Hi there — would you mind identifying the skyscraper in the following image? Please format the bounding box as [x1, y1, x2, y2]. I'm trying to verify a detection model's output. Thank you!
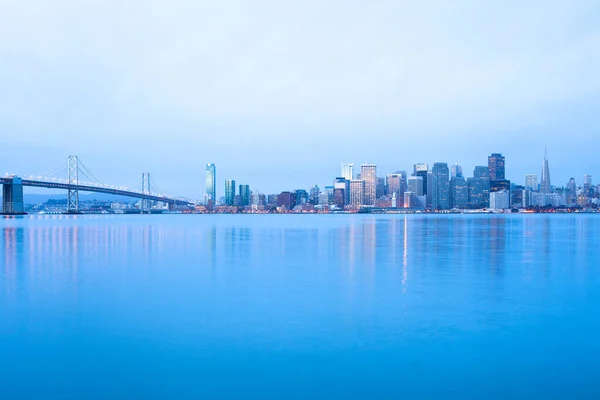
[431, 162, 450, 210]
[205, 164, 216, 205]
[225, 179, 236, 206]
[525, 174, 538, 192]
[361, 164, 376, 206]
[386, 173, 406, 206]
[450, 174, 468, 209]
[350, 179, 365, 206]
[567, 178, 577, 204]
[488, 153, 505, 181]
[413, 163, 429, 198]
[342, 163, 354, 181]
[584, 175, 593, 195]
[408, 176, 424, 196]
[451, 163, 463, 179]
[468, 166, 491, 208]
[334, 177, 349, 206]
[540, 148, 552, 194]
[239, 184, 250, 206]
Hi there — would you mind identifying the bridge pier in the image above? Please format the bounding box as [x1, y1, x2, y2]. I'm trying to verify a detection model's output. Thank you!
[2, 177, 26, 215]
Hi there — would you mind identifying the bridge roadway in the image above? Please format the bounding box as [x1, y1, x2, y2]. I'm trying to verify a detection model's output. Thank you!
[0, 177, 194, 206]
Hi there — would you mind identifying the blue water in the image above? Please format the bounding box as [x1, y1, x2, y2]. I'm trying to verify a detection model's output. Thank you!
[1, 215, 600, 399]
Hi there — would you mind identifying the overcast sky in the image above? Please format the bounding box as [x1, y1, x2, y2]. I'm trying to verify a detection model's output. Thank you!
[1, 0, 599, 198]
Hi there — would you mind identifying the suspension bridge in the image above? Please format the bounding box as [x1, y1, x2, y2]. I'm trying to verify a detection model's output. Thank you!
[1, 155, 195, 214]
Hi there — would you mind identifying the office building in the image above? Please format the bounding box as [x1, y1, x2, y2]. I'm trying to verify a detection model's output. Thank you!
[309, 185, 320, 204]
[205, 164, 216, 205]
[488, 153, 505, 181]
[278, 191, 295, 210]
[468, 166, 491, 208]
[361, 164, 376, 206]
[525, 174, 538, 192]
[334, 177, 349, 206]
[342, 163, 354, 181]
[431, 162, 450, 210]
[414, 164, 429, 203]
[239, 184, 250, 206]
[450, 174, 468, 209]
[490, 190, 510, 210]
[295, 189, 309, 205]
[451, 163, 463, 179]
[350, 179, 365, 207]
[225, 179, 236, 206]
[408, 176, 424, 196]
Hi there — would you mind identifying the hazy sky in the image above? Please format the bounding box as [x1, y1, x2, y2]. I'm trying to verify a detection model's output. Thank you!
[1, 0, 599, 198]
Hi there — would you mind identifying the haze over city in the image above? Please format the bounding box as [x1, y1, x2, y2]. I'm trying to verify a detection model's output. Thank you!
[1, 1, 599, 198]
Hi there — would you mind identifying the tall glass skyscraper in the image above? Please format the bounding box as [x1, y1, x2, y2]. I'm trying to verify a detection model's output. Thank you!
[239, 184, 250, 206]
[225, 179, 236, 206]
[468, 166, 491, 208]
[205, 164, 216, 205]
[361, 164, 377, 206]
[431, 162, 450, 210]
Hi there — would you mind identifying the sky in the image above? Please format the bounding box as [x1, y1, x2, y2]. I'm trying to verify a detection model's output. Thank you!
[1, 0, 599, 199]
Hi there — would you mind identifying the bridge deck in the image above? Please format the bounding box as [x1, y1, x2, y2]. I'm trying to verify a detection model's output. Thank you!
[0, 177, 193, 206]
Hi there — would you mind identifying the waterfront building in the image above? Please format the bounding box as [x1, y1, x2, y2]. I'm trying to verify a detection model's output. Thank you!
[490, 190, 510, 210]
[350, 179, 365, 207]
[361, 164, 377, 206]
[386, 173, 406, 204]
[295, 189, 309, 205]
[511, 185, 525, 208]
[239, 184, 250, 206]
[225, 179, 236, 206]
[267, 194, 279, 206]
[278, 191, 295, 210]
[205, 164, 216, 205]
[413, 164, 429, 201]
[488, 153, 505, 181]
[540, 148, 552, 194]
[431, 162, 450, 210]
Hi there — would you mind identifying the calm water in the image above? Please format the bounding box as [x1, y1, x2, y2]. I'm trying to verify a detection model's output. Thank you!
[1, 214, 600, 399]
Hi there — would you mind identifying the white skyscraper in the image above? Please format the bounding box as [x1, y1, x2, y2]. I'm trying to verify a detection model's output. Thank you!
[341, 163, 354, 181]
[525, 174, 538, 192]
[361, 164, 376, 206]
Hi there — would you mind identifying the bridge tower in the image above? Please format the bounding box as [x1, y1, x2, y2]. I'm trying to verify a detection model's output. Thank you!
[67, 155, 79, 213]
[141, 172, 151, 213]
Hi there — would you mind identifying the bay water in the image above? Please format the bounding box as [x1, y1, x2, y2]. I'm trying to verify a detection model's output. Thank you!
[1, 215, 599, 398]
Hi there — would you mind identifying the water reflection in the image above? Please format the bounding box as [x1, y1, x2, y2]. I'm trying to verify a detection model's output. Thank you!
[2, 215, 599, 303]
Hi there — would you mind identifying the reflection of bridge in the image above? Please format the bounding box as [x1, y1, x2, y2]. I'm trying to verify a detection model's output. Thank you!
[1, 155, 195, 214]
